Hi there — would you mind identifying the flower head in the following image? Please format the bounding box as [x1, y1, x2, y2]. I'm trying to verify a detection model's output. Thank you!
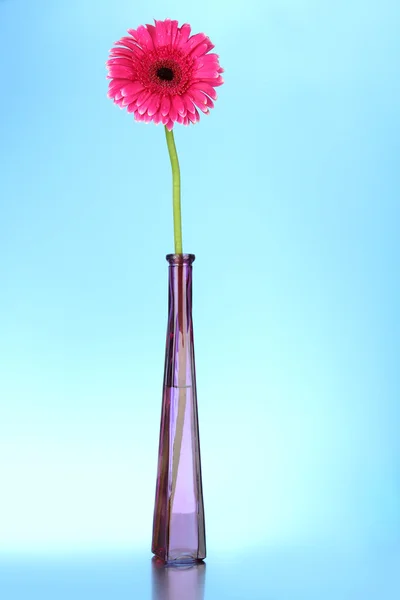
[106, 19, 224, 130]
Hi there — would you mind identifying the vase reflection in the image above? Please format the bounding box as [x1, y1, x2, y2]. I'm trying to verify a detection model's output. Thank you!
[151, 556, 206, 600]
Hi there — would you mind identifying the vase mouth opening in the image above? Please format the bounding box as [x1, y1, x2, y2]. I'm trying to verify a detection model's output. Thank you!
[166, 254, 195, 266]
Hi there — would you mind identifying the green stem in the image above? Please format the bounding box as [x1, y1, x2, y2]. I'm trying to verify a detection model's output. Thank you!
[164, 126, 183, 254]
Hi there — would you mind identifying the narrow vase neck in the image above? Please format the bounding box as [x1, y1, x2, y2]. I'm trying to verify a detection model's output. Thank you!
[164, 254, 195, 388]
[167, 253, 195, 332]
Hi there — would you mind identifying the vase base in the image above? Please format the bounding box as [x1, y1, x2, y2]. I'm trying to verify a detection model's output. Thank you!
[166, 558, 205, 567]
[154, 557, 205, 567]
[152, 549, 205, 566]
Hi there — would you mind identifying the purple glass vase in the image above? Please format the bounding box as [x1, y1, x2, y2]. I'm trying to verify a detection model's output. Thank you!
[152, 253, 206, 564]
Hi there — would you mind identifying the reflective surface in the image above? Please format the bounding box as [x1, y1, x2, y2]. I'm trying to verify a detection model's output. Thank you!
[0, 547, 399, 600]
[152, 557, 205, 600]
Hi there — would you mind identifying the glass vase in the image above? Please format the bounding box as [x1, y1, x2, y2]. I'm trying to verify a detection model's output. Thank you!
[152, 253, 206, 563]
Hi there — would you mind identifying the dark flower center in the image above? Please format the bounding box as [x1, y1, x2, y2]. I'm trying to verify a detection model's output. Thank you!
[156, 66, 174, 81]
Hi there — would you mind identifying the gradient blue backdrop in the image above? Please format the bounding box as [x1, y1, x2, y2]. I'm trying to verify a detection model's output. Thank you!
[0, 0, 399, 592]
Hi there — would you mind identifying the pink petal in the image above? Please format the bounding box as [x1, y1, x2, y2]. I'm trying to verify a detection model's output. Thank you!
[181, 94, 197, 115]
[168, 102, 178, 122]
[136, 25, 155, 51]
[153, 110, 163, 124]
[194, 55, 221, 69]
[147, 94, 161, 116]
[194, 68, 221, 79]
[169, 20, 179, 46]
[117, 37, 143, 53]
[176, 114, 190, 126]
[186, 32, 214, 55]
[160, 95, 171, 116]
[138, 105, 147, 116]
[190, 42, 209, 59]
[108, 77, 129, 88]
[109, 48, 133, 59]
[196, 102, 209, 114]
[172, 95, 186, 117]
[118, 44, 143, 61]
[194, 59, 220, 72]
[106, 58, 133, 69]
[197, 52, 220, 63]
[135, 89, 151, 105]
[195, 75, 224, 87]
[126, 28, 139, 40]
[175, 23, 191, 49]
[187, 108, 200, 123]
[127, 27, 153, 51]
[154, 19, 168, 47]
[107, 78, 131, 97]
[145, 23, 157, 46]
[166, 119, 174, 131]
[189, 89, 208, 106]
[189, 82, 218, 100]
[107, 66, 134, 79]
[120, 81, 144, 96]
[138, 95, 152, 114]
[121, 93, 141, 106]
[164, 19, 172, 40]
[161, 114, 169, 126]
[186, 32, 207, 50]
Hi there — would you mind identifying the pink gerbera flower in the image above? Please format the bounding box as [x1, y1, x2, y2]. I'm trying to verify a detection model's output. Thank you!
[106, 19, 224, 130]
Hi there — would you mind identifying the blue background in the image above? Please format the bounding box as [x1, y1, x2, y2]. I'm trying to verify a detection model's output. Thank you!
[0, 0, 399, 597]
